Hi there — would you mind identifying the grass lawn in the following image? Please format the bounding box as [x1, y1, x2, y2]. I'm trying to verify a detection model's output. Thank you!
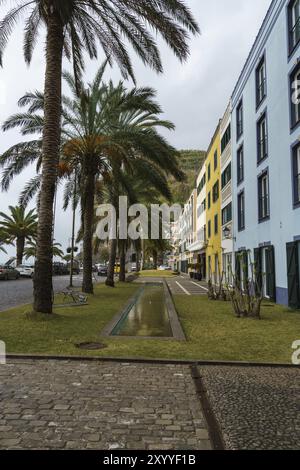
[137, 270, 177, 278]
[0, 284, 299, 363]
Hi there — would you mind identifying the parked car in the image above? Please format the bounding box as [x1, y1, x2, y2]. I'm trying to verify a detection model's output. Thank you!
[0, 265, 20, 280]
[158, 265, 171, 271]
[97, 265, 108, 277]
[131, 263, 137, 272]
[16, 265, 34, 278]
[53, 262, 69, 276]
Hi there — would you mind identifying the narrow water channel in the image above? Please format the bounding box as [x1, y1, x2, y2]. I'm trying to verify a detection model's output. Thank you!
[112, 284, 172, 337]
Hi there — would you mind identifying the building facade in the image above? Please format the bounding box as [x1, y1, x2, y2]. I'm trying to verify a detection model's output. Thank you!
[231, 0, 300, 307]
[205, 123, 222, 282]
[220, 103, 233, 284]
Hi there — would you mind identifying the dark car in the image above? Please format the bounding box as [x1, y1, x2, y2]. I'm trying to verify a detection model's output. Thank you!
[97, 265, 108, 277]
[53, 262, 69, 276]
[0, 265, 20, 280]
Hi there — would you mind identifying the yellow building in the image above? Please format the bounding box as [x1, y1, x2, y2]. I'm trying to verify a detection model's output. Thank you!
[205, 122, 222, 282]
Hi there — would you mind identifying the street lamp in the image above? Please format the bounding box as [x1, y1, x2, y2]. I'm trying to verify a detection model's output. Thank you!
[223, 226, 231, 239]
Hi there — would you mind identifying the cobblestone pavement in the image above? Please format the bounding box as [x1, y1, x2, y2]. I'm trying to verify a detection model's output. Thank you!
[199, 365, 300, 450]
[0, 360, 211, 450]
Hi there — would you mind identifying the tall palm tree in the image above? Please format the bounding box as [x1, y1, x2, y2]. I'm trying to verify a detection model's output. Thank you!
[0, 206, 38, 265]
[62, 70, 184, 292]
[0, 0, 199, 313]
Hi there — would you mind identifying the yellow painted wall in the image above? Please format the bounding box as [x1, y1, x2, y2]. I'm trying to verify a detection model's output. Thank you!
[205, 123, 222, 281]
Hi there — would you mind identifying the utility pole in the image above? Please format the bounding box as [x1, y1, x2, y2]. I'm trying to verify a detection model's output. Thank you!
[69, 171, 77, 288]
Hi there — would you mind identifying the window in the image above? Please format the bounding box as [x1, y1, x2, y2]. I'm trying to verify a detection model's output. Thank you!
[237, 145, 244, 184]
[290, 65, 300, 127]
[258, 171, 270, 221]
[257, 113, 268, 163]
[238, 191, 245, 231]
[221, 164, 232, 189]
[197, 173, 206, 196]
[221, 124, 231, 153]
[256, 56, 266, 107]
[208, 220, 211, 239]
[208, 164, 211, 181]
[292, 144, 300, 205]
[214, 150, 218, 170]
[214, 214, 218, 235]
[208, 191, 211, 209]
[222, 202, 232, 226]
[289, 0, 300, 53]
[212, 181, 219, 203]
[236, 100, 243, 140]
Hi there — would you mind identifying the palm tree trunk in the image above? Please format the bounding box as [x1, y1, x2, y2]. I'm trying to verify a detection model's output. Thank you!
[16, 236, 25, 267]
[153, 250, 158, 270]
[136, 250, 141, 273]
[82, 169, 96, 294]
[119, 242, 126, 282]
[33, 12, 64, 314]
[106, 239, 117, 287]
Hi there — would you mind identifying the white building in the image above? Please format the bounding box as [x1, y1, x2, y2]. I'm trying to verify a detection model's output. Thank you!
[220, 103, 233, 283]
[231, 0, 300, 307]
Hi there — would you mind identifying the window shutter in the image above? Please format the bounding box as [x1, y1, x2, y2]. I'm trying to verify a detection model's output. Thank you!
[258, 177, 262, 220]
[293, 148, 299, 203]
[242, 251, 248, 281]
[235, 252, 241, 286]
[254, 247, 262, 295]
[286, 242, 300, 309]
[267, 245, 276, 302]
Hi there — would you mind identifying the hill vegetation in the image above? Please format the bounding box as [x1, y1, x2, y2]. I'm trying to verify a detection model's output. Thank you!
[171, 150, 206, 205]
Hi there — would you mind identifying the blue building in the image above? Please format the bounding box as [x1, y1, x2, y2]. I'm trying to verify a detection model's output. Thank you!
[231, 0, 300, 308]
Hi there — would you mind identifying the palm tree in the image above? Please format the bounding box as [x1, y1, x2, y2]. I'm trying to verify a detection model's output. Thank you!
[0, 228, 9, 254]
[0, 206, 38, 265]
[23, 240, 64, 260]
[62, 69, 184, 292]
[116, 168, 173, 283]
[144, 239, 172, 270]
[0, 0, 199, 313]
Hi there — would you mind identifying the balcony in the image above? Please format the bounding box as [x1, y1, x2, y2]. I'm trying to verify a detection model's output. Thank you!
[221, 182, 232, 204]
[221, 143, 231, 170]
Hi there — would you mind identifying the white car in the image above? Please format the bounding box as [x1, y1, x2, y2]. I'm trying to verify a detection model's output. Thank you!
[16, 265, 35, 278]
[158, 265, 171, 271]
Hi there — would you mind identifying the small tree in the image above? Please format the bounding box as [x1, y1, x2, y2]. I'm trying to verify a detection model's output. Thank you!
[225, 251, 264, 319]
[207, 260, 227, 301]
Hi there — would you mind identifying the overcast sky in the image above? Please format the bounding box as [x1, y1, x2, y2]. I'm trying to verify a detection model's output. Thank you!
[0, 0, 271, 262]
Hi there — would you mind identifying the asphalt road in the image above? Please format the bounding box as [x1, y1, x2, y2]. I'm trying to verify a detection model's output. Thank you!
[0, 275, 106, 312]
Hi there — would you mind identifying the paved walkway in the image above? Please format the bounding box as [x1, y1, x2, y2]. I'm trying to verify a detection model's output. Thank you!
[167, 276, 208, 296]
[200, 365, 300, 450]
[0, 360, 211, 450]
[136, 274, 209, 296]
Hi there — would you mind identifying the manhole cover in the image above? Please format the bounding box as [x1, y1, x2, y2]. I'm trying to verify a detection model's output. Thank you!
[75, 342, 107, 350]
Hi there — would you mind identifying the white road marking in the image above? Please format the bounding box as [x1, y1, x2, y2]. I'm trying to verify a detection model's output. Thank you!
[190, 282, 209, 292]
[175, 281, 191, 296]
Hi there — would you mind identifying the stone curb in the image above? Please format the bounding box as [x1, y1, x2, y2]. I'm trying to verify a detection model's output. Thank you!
[4, 354, 300, 368]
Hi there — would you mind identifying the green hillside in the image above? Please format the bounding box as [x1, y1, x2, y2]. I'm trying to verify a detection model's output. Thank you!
[171, 149, 206, 205]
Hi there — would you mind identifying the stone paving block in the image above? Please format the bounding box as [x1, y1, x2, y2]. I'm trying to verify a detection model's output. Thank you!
[0, 359, 211, 450]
